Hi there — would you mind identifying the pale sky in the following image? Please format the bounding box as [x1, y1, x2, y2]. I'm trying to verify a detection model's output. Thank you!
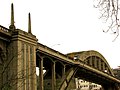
[0, 0, 120, 68]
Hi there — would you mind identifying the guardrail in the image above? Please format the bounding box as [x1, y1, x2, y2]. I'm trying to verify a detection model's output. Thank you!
[0, 25, 9, 32]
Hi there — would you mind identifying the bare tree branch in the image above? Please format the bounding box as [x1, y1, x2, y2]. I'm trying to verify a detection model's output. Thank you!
[94, 0, 120, 40]
[0, 47, 36, 90]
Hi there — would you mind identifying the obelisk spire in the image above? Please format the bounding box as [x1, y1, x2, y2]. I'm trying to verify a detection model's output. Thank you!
[9, 3, 16, 30]
[28, 13, 32, 33]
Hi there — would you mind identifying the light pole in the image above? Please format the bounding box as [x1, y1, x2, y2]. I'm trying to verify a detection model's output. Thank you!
[51, 44, 60, 47]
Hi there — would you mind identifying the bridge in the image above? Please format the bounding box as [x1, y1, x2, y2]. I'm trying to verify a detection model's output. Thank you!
[0, 3, 120, 90]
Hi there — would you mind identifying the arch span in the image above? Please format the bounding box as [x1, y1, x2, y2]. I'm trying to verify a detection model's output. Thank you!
[67, 50, 114, 76]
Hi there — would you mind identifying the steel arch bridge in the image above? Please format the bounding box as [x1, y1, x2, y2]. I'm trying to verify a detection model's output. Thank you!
[36, 44, 120, 90]
[67, 50, 114, 76]
[0, 3, 120, 90]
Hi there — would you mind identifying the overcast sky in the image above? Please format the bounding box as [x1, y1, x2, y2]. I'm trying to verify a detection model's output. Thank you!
[0, 0, 120, 68]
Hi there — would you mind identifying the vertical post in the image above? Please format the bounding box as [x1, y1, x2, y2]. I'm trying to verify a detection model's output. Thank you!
[89, 58, 92, 66]
[98, 59, 101, 70]
[102, 62, 105, 72]
[62, 65, 66, 78]
[94, 57, 97, 68]
[94, 60, 97, 68]
[39, 57, 43, 90]
[52, 61, 56, 90]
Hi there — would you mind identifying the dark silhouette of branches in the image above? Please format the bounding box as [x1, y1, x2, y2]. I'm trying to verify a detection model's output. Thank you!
[0, 48, 36, 90]
[94, 0, 120, 41]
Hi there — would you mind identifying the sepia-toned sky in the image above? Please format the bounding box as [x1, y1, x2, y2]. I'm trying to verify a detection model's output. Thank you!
[0, 0, 120, 68]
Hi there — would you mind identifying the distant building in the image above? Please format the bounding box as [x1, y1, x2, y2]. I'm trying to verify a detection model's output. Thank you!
[113, 66, 120, 80]
[75, 78, 102, 90]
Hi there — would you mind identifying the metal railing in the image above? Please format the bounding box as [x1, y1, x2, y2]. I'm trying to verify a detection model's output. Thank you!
[0, 25, 9, 32]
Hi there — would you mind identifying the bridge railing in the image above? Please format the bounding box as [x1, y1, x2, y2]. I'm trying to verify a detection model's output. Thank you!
[0, 25, 10, 32]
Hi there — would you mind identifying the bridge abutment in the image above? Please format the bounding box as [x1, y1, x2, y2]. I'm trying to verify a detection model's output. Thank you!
[7, 29, 37, 90]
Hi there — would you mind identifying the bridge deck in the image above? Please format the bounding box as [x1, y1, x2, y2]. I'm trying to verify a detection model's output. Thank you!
[37, 43, 120, 84]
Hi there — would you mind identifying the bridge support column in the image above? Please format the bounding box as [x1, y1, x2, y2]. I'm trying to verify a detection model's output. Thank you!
[98, 59, 101, 70]
[39, 58, 44, 90]
[94, 59, 97, 68]
[90, 57, 92, 66]
[62, 65, 66, 78]
[51, 61, 56, 90]
[102, 62, 105, 71]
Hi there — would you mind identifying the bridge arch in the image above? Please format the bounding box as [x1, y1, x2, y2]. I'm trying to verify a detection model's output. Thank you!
[67, 50, 114, 76]
[59, 50, 116, 90]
